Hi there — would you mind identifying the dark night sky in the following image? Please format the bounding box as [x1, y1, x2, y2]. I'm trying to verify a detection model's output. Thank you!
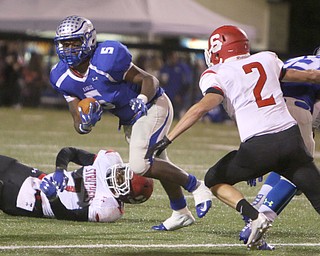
[289, 0, 320, 56]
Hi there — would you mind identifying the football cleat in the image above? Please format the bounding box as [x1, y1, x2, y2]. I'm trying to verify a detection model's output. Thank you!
[151, 210, 195, 231]
[151, 223, 167, 231]
[196, 200, 212, 218]
[246, 213, 272, 248]
[240, 222, 275, 250]
[192, 181, 213, 218]
[248, 240, 275, 250]
[239, 223, 251, 244]
[257, 241, 275, 250]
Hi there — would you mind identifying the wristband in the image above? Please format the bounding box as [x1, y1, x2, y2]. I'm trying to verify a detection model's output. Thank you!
[137, 94, 148, 104]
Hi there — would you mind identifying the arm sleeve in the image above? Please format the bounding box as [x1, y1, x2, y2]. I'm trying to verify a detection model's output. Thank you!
[55, 147, 96, 170]
[49, 197, 89, 221]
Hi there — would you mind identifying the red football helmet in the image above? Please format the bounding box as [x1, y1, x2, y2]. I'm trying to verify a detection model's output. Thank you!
[120, 173, 154, 204]
[204, 25, 250, 67]
[106, 163, 153, 204]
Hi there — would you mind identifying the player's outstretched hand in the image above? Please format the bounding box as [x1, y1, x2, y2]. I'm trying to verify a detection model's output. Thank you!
[145, 136, 172, 159]
[247, 176, 263, 187]
[52, 168, 68, 192]
[40, 177, 58, 200]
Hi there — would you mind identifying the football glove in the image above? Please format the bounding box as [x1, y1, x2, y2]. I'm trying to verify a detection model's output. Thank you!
[145, 135, 172, 159]
[129, 98, 148, 123]
[78, 101, 103, 133]
[40, 177, 58, 200]
[52, 168, 69, 192]
[247, 176, 263, 187]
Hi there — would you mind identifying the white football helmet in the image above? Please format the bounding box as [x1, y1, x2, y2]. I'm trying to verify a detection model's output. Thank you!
[54, 15, 97, 67]
[106, 163, 154, 204]
[106, 163, 133, 198]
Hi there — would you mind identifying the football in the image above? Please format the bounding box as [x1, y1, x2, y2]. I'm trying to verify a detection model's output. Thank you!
[119, 174, 154, 204]
[78, 98, 97, 114]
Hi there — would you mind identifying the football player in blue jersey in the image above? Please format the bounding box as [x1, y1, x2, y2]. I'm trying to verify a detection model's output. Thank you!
[239, 50, 320, 250]
[49, 15, 212, 231]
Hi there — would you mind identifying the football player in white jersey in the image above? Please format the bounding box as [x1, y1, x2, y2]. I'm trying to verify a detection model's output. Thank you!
[0, 147, 152, 222]
[49, 16, 212, 230]
[148, 25, 320, 249]
[239, 52, 320, 249]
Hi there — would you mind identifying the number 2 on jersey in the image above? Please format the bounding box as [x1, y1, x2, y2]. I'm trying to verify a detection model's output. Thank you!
[243, 62, 275, 108]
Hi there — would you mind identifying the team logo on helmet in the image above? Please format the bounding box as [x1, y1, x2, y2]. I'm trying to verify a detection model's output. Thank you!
[204, 25, 250, 67]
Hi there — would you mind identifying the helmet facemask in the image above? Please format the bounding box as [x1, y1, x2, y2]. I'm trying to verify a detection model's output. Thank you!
[204, 33, 223, 67]
[54, 15, 97, 67]
[106, 164, 133, 198]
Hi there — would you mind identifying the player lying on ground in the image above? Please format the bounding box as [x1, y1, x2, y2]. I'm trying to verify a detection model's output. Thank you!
[0, 147, 153, 222]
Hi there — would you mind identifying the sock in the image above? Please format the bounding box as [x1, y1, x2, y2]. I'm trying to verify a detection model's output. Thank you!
[170, 196, 187, 210]
[251, 172, 281, 209]
[264, 172, 282, 186]
[236, 199, 259, 220]
[259, 178, 297, 221]
[184, 174, 197, 192]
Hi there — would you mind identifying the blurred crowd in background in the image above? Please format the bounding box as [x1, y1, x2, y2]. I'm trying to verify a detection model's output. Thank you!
[0, 40, 230, 122]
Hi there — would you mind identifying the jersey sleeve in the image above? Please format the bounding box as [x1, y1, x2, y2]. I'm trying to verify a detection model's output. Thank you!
[55, 147, 96, 170]
[262, 51, 284, 79]
[199, 69, 224, 96]
[49, 197, 89, 221]
[49, 62, 74, 100]
[94, 41, 132, 82]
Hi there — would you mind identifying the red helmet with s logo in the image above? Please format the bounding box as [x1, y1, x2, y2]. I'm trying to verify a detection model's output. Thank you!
[204, 25, 250, 67]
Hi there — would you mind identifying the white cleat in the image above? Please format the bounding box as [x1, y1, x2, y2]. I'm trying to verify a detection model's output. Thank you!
[152, 210, 195, 231]
[246, 213, 272, 248]
[192, 181, 213, 218]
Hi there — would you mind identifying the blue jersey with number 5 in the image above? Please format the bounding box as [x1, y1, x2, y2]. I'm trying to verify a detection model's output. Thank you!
[50, 40, 145, 125]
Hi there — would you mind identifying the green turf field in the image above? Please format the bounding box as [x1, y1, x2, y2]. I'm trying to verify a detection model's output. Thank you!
[0, 107, 319, 256]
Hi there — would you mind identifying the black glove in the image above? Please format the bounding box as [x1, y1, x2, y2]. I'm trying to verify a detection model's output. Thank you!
[145, 136, 172, 159]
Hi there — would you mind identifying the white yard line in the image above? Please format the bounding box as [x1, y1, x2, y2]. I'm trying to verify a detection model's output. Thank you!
[0, 243, 319, 250]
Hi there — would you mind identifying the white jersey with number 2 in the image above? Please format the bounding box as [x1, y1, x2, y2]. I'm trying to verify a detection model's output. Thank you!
[200, 51, 297, 142]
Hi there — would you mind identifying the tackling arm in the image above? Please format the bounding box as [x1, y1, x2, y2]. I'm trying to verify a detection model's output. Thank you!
[282, 68, 320, 84]
[145, 93, 224, 158]
[167, 93, 224, 141]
